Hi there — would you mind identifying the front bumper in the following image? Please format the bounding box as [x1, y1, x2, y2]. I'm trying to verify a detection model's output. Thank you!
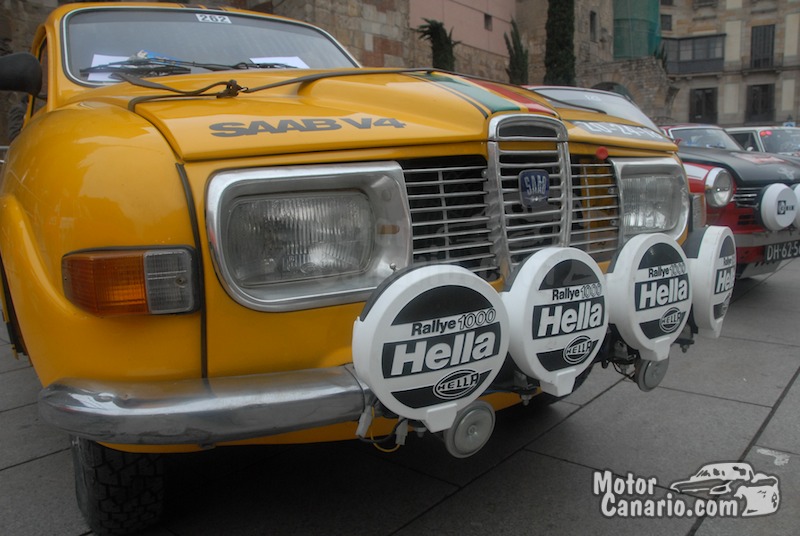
[732, 227, 800, 248]
[38, 365, 373, 445]
[39, 229, 734, 444]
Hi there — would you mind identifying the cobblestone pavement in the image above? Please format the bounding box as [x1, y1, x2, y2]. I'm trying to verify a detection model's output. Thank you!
[1, 260, 799, 536]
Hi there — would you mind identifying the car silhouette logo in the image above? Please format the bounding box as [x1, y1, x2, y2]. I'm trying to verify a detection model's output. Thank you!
[670, 462, 780, 517]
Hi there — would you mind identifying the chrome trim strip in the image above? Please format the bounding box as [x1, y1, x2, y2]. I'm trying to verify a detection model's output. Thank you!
[206, 161, 412, 312]
[38, 365, 373, 445]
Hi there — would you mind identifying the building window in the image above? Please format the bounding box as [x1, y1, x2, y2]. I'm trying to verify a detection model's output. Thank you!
[751, 24, 775, 69]
[690, 88, 718, 124]
[746, 84, 775, 123]
[664, 35, 724, 74]
[661, 0, 674, 5]
[484, 14, 492, 31]
[590, 11, 597, 42]
[661, 14, 672, 32]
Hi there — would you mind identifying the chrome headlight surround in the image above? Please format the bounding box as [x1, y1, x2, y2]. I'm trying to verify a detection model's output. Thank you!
[612, 157, 690, 243]
[206, 162, 412, 312]
[704, 167, 734, 208]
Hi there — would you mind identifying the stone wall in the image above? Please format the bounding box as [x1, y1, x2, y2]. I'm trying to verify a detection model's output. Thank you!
[0, 0, 56, 143]
[579, 56, 678, 124]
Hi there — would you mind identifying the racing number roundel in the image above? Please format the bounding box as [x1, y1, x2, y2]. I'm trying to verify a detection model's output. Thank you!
[352, 265, 509, 433]
[502, 248, 608, 397]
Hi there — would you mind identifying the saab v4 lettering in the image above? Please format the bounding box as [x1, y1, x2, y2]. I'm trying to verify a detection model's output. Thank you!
[210, 117, 406, 137]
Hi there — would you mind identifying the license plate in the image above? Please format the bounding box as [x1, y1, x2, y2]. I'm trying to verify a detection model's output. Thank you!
[764, 240, 800, 262]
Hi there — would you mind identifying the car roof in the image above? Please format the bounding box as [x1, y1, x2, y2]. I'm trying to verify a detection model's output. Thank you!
[727, 126, 800, 132]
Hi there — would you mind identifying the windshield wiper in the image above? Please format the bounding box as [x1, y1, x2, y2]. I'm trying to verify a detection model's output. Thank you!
[80, 60, 191, 77]
[226, 61, 297, 70]
[138, 57, 299, 72]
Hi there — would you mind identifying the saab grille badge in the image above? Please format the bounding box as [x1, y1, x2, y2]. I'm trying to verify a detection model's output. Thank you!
[519, 169, 550, 209]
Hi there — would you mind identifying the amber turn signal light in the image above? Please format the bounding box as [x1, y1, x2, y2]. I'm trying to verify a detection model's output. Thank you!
[62, 248, 196, 316]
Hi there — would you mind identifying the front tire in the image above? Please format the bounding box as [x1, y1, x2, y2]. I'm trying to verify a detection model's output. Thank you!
[71, 436, 165, 535]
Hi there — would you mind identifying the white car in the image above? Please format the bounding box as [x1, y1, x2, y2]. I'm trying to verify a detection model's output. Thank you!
[727, 126, 800, 158]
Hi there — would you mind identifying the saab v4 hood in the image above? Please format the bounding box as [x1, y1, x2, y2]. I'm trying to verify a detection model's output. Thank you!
[73, 70, 557, 161]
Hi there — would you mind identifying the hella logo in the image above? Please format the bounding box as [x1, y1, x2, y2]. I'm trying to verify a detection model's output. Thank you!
[434, 369, 480, 400]
[659, 307, 684, 333]
[563, 335, 594, 364]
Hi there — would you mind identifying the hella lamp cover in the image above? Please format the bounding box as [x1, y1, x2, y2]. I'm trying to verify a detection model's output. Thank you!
[352, 265, 509, 432]
[605, 233, 692, 361]
[682, 226, 735, 338]
[502, 248, 608, 397]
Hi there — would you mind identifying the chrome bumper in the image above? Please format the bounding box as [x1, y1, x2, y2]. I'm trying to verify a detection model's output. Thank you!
[733, 227, 799, 248]
[38, 365, 373, 445]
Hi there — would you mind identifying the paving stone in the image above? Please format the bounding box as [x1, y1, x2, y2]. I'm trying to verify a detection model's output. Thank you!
[719, 299, 800, 347]
[363, 400, 579, 487]
[0, 342, 30, 374]
[529, 381, 771, 486]
[162, 440, 458, 536]
[660, 335, 800, 407]
[0, 404, 71, 471]
[758, 375, 800, 456]
[0, 365, 40, 412]
[0, 450, 88, 536]
[730, 272, 800, 313]
[396, 450, 696, 536]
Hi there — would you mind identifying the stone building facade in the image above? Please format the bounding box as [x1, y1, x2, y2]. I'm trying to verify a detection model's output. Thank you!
[661, 0, 800, 127]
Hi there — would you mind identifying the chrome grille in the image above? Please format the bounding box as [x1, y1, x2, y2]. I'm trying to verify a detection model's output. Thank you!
[402, 156, 500, 281]
[489, 116, 570, 270]
[569, 159, 621, 262]
[733, 187, 761, 208]
[401, 117, 625, 281]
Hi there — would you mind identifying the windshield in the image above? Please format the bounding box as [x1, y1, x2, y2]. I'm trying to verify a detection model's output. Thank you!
[759, 128, 800, 153]
[533, 87, 660, 131]
[63, 8, 358, 84]
[669, 128, 743, 151]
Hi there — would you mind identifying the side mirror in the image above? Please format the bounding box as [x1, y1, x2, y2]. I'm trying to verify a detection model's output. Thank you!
[0, 53, 42, 96]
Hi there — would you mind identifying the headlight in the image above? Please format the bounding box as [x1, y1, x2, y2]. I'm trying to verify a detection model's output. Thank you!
[612, 157, 689, 242]
[704, 168, 734, 208]
[227, 191, 373, 285]
[206, 162, 412, 311]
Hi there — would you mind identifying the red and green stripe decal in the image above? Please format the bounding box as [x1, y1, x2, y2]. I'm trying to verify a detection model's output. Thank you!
[414, 73, 556, 118]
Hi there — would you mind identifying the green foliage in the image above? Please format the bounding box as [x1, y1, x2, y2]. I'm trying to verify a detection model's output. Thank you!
[544, 0, 575, 86]
[505, 19, 529, 85]
[416, 18, 460, 71]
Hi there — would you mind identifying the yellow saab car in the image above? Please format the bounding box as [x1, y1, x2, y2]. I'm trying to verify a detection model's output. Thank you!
[0, 3, 734, 534]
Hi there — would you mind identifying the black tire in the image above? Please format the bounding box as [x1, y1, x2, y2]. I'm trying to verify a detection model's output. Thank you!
[71, 436, 165, 535]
